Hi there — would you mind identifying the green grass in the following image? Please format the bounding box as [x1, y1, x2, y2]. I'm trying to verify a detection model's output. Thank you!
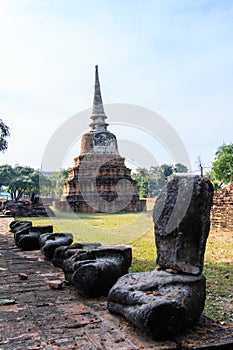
[19, 210, 153, 245]
[203, 230, 233, 323]
[204, 262, 233, 323]
[131, 229, 156, 272]
[17, 211, 233, 324]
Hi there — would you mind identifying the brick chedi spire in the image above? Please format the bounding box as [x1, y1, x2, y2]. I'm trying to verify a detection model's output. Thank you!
[90, 65, 109, 132]
[57, 66, 146, 213]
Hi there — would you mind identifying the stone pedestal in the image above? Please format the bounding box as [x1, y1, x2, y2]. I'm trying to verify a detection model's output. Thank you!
[49, 241, 133, 297]
[108, 270, 206, 339]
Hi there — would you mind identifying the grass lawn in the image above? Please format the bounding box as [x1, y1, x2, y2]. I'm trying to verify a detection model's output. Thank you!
[20, 210, 153, 245]
[17, 210, 233, 324]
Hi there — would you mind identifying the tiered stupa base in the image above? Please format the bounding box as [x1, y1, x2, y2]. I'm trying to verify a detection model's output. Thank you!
[56, 153, 146, 213]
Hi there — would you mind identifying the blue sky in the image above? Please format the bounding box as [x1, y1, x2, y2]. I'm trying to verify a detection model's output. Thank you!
[1, 0, 233, 172]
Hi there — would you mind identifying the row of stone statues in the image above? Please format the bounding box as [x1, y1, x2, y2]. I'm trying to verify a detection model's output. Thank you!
[10, 221, 132, 298]
[10, 175, 214, 339]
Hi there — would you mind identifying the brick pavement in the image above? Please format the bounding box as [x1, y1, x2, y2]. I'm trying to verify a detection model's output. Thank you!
[1, 217, 233, 350]
[0, 218, 176, 350]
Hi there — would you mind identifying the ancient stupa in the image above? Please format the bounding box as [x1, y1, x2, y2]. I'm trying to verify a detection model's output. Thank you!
[59, 66, 146, 213]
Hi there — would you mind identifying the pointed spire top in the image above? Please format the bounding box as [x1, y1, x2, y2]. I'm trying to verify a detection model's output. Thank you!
[90, 65, 108, 131]
[93, 65, 105, 115]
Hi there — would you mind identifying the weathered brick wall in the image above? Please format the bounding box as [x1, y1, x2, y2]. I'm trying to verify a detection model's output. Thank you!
[79, 132, 94, 157]
[211, 183, 233, 232]
[59, 150, 146, 213]
[4, 201, 55, 217]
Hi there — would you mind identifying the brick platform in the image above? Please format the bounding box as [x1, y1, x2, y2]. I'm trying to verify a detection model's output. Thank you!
[0, 218, 233, 350]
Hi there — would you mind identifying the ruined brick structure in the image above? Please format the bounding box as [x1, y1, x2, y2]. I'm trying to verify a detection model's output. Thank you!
[56, 66, 145, 213]
[211, 183, 233, 231]
[3, 201, 55, 217]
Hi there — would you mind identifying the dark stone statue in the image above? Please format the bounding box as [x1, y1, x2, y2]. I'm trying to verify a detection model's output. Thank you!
[108, 270, 206, 339]
[10, 220, 32, 232]
[71, 246, 132, 297]
[154, 175, 214, 274]
[10, 220, 54, 250]
[39, 232, 73, 259]
[13, 223, 33, 246]
[52, 242, 102, 268]
[18, 225, 54, 250]
[108, 175, 214, 339]
[31, 192, 40, 205]
[54, 244, 132, 297]
[10, 221, 132, 298]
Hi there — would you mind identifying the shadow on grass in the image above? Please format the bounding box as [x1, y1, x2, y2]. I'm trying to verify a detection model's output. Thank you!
[54, 209, 147, 215]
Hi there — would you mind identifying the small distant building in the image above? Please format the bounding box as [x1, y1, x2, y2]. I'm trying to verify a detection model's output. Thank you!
[56, 66, 146, 213]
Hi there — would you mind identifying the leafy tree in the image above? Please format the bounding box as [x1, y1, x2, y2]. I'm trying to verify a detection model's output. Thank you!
[139, 178, 149, 198]
[0, 119, 10, 152]
[147, 166, 166, 197]
[0, 165, 68, 200]
[160, 164, 174, 180]
[0, 165, 42, 201]
[174, 163, 188, 173]
[8, 166, 40, 201]
[132, 168, 149, 198]
[133, 162, 189, 198]
[0, 165, 14, 188]
[134, 167, 149, 178]
[211, 143, 233, 184]
[38, 173, 52, 197]
[39, 170, 68, 197]
[53, 169, 68, 196]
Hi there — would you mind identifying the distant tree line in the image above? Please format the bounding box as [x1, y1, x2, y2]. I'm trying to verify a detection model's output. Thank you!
[0, 165, 68, 201]
[132, 163, 188, 198]
[0, 143, 232, 202]
[133, 143, 233, 197]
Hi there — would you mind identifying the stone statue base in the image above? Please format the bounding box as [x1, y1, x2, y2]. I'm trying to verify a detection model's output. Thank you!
[108, 269, 206, 340]
[61, 245, 132, 297]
